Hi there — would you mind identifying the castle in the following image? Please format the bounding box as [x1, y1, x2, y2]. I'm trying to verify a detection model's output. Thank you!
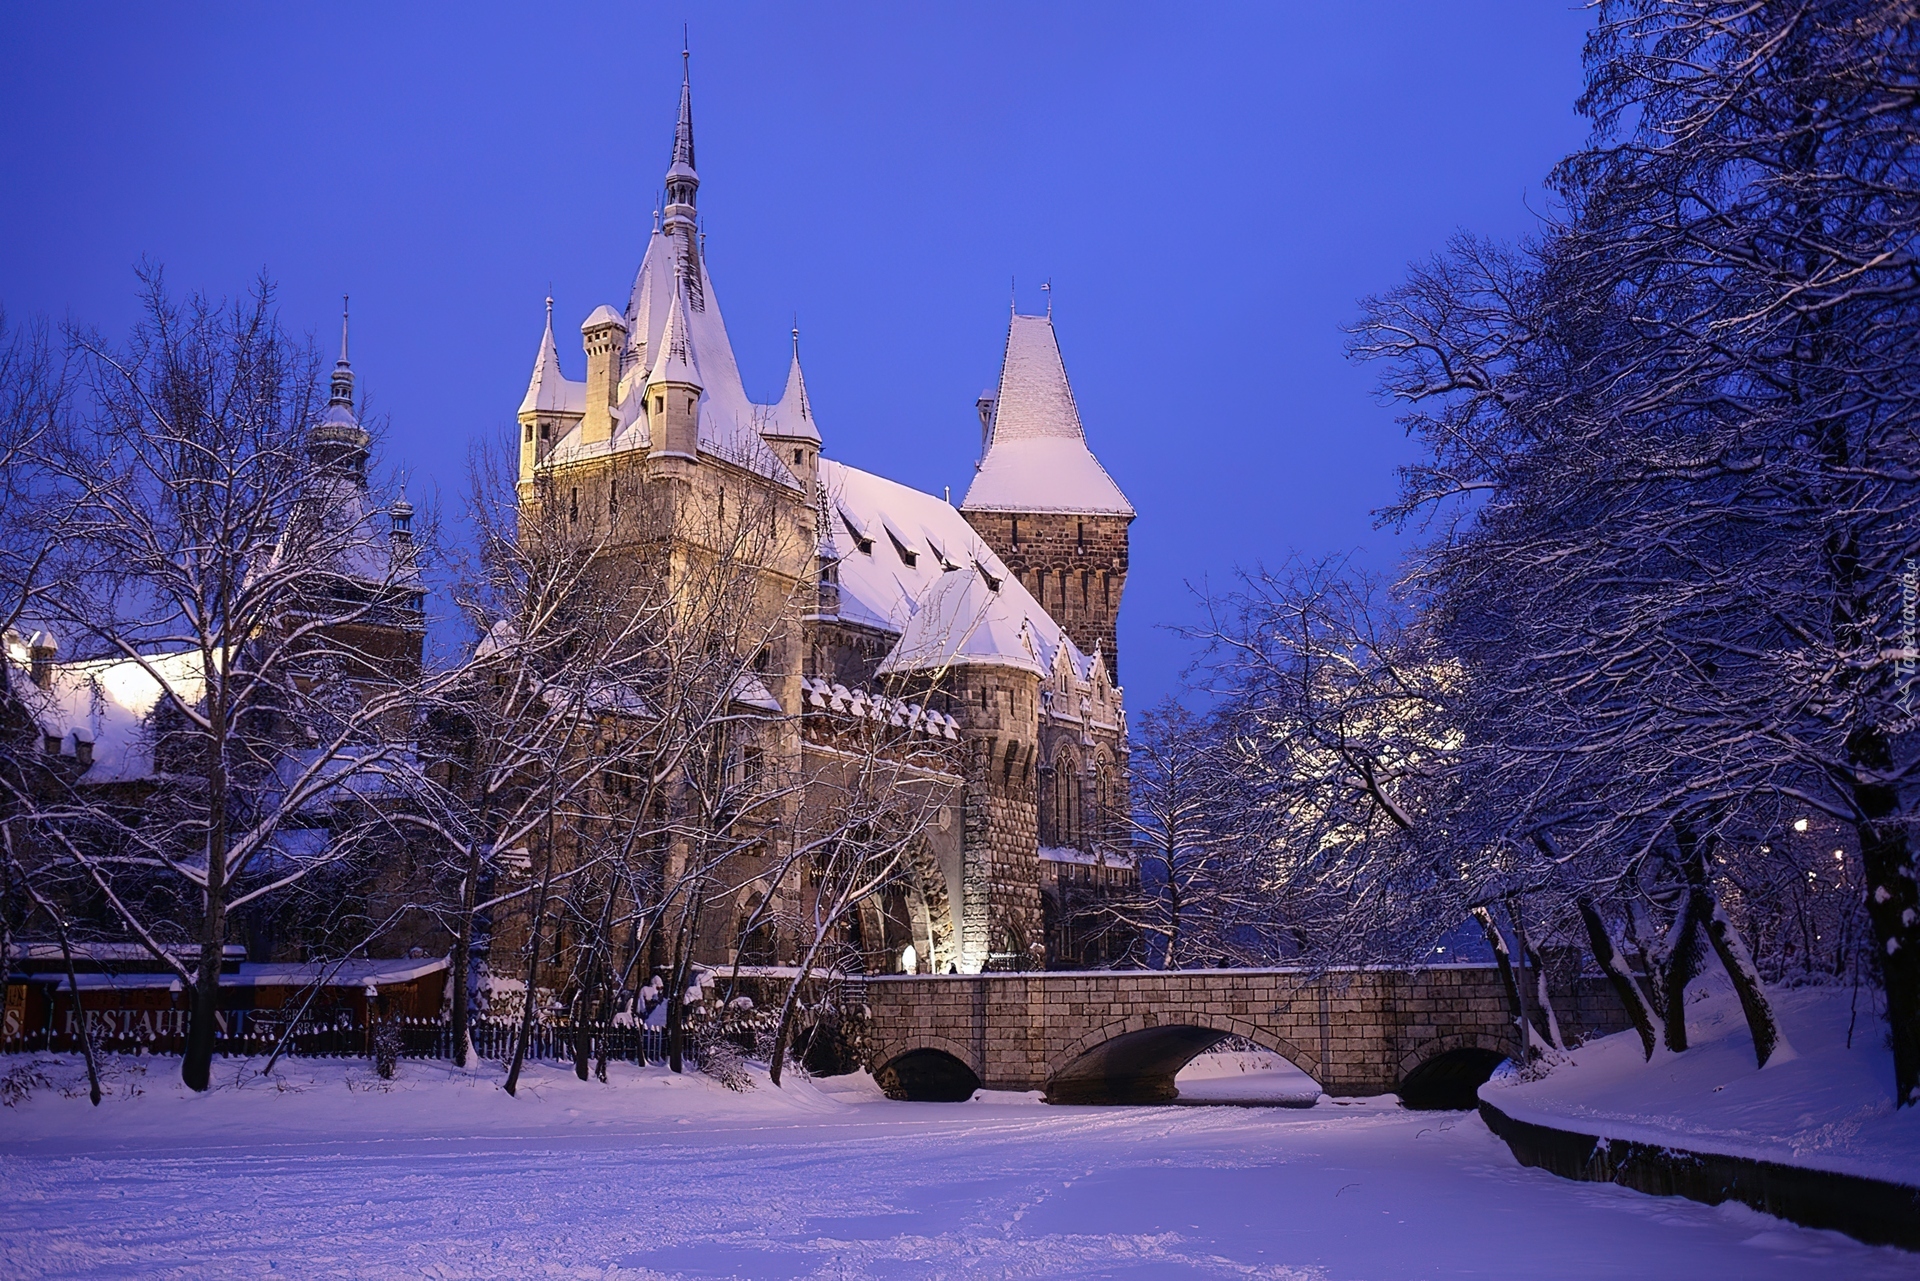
[514, 62, 1136, 974]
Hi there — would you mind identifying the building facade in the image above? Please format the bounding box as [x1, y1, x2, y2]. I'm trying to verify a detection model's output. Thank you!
[514, 64, 1137, 974]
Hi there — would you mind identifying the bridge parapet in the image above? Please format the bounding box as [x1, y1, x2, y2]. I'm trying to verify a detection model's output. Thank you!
[862, 966, 1628, 1105]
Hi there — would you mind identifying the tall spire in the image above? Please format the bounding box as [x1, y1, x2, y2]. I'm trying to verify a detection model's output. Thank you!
[329, 294, 354, 407]
[313, 294, 369, 480]
[663, 41, 699, 234]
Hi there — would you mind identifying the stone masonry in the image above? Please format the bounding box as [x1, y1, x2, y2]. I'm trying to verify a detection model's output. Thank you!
[864, 966, 1631, 1103]
[964, 511, 1130, 684]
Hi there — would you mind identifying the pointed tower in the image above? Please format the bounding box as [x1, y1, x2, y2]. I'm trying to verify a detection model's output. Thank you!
[761, 326, 821, 498]
[661, 45, 705, 312]
[961, 311, 1133, 683]
[310, 296, 371, 482]
[518, 296, 586, 482]
[646, 277, 702, 460]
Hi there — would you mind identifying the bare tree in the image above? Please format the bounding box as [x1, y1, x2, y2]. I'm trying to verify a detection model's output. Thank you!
[8, 274, 441, 1091]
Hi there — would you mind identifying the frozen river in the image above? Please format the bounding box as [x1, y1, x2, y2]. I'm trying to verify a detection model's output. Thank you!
[1, 1057, 1909, 1279]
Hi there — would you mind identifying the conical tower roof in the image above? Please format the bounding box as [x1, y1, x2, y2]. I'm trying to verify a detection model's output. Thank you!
[647, 277, 701, 388]
[759, 329, 820, 444]
[519, 296, 585, 416]
[960, 312, 1131, 517]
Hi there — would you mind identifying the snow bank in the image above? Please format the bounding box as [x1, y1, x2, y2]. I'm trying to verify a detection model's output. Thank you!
[1481, 979, 1920, 1186]
[0, 1053, 866, 1155]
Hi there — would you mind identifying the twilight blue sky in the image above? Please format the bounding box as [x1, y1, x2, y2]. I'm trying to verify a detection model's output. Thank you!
[0, 3, 1594, 707]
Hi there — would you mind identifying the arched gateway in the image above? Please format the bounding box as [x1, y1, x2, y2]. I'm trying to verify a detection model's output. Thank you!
[865, 967, 1629, 1106]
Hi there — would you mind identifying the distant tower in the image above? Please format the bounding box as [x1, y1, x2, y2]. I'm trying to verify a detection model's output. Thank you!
[310, 296, 371, 480]
[961, 311, 1133, 683]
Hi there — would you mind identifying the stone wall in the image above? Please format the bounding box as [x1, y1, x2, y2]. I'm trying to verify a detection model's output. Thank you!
[946, 666, 1045, 971]
[964, 511, 1129, 683]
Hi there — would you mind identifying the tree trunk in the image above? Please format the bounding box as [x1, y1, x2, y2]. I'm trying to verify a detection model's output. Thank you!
[503, 895, 546, 1097]
[1704, 897, 1785, 1068]
[448, 837, 484, 1069]
[1471, 907, 1527, 1055]
[769, 928, 834, 1088]
[1850, 728, 1920, 1105]
[1506, 897, 1562, 1051]
[183, 744, 230, 1093]
[1660, 889, 1710, 1053]
[1577, 895, 1662, 1059]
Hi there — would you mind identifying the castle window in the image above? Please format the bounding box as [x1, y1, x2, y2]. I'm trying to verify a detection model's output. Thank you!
[540, 423, 550, 441]
[609, 480, 619, 523]
[1077, 520, 1085, 548]
[569, 488, 578, 522]
[886, 528, 917, 568]
[1011, 517, 1019, 546]
[524, 423, 533, 443]
[655, 396, 664, 416]
[839, 509, 873, 555]
[793, 448, 802, 464]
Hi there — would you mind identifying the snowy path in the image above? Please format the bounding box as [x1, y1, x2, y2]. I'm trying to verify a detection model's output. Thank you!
[2, 1065, 1912, 1278]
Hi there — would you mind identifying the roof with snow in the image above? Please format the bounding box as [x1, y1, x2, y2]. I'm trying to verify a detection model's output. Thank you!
[818, 460, 1096, 680]
[7, 634, 209, 785]
[754, 346, 819, 444]
[961, 313, 1133, 518]
[519, 304, 588, 418]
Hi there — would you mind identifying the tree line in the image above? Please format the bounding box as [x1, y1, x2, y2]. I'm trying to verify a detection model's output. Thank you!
[1120, 0, 1920, 1107]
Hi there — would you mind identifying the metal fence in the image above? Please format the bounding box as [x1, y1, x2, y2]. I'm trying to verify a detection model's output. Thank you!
[1, 1017, 679, 1065]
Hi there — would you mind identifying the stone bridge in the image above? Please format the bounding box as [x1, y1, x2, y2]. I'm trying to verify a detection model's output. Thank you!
[862, 966, 1628, 1107]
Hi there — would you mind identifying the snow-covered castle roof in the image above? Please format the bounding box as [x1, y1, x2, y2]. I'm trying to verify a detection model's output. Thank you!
[962, 313, 1133, 518]
[820, 460, 1097, 681]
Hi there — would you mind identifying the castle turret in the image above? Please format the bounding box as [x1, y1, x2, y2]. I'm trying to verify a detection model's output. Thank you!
[760, 327, 821, 499]
[961, 310, 1133, 683]
[518, 297, 585, 482]
[646, 280, 702, 460]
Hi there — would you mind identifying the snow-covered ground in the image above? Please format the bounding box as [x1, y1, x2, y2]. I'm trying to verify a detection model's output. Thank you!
[1174, 1048, 1322, 1106]
[1482, 978, 1920, 1187]
[3, 1049, 1912, 1279]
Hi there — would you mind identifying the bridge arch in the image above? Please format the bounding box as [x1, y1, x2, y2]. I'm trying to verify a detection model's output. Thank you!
[1395, 1032, 1514, 1110]
[1045, 1012, 1320, 1105]
[873, 1034, 983, 1102]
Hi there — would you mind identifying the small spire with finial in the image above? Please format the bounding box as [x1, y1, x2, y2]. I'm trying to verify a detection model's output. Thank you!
[1042, 279, 1052, 318]
[329, 294, 355, 407]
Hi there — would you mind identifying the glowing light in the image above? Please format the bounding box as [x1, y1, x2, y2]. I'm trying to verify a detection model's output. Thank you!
[1793, 818, 1809, 832]
[900, 945, 918, 975]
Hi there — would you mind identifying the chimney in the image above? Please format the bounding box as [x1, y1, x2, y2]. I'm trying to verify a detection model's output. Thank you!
[580, 305, 629, 446]
[28, 630, 56, 689]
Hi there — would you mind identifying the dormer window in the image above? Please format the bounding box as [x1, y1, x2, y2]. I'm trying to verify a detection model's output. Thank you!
[74, 738, 92, 768]
[839, 508, 874, 555]
[976, 561, 1001, 592]
[886, 529, 917, 568]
